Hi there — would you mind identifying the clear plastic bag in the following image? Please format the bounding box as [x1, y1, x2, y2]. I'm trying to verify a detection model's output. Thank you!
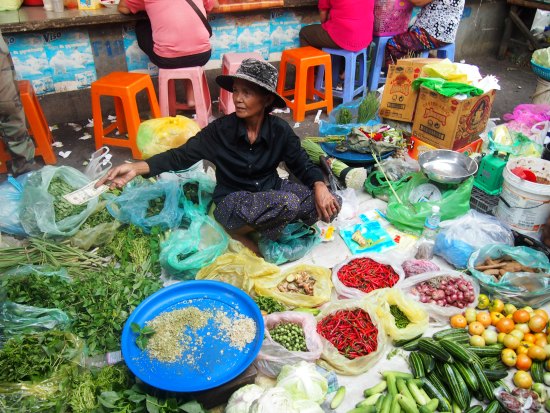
[399, 271, 481, 324]
[253, 264, 333, 308]
[331, 251, 406, 299]
[19, 166, 98, 237]
[255, 311, 324, 377]
[468, 244, 550, 307]
[315, 297, 388, 375]
[258, 223, 321, 265]
[70, 202, 121, 250]
[494, 386, 543, 413]
[0, 174, 28, 236]
[434, 210, 514, 269]
[318, 97, 381, 136]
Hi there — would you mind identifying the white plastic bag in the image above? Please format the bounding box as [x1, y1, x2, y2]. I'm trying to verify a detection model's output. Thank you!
[331, 251, 406, 299]
[255, 312, 324, 378]
[399, 270, 480, 324]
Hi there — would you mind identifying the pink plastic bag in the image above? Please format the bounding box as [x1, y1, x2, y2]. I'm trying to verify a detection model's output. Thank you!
[503, 104, 550, 139]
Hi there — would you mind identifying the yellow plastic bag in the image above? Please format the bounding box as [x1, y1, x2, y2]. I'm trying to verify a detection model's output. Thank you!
[137, 115, 201, 159]
[195, 240, 279, 294]
[376, 288, 429, 342]
[254, 264, 332, 308]
[421, 59, 473, 84]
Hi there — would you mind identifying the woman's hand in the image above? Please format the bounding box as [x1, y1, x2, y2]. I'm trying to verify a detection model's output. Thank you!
[94, 161, 150, 189]
[313, 181, 340, 223]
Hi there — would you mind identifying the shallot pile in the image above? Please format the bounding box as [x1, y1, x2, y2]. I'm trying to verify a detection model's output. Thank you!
[409, 276, 475, 308]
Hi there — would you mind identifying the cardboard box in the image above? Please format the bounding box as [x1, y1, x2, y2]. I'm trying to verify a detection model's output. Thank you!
[411, 86, 496, 150]
[408, 136, 483, 160]
[379, 58, 442, 123]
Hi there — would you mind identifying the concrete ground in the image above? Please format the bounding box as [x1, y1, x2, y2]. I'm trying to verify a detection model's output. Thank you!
[3, 53, 540, 178]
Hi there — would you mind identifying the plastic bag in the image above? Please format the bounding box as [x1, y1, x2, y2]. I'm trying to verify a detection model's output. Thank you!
[19, 166, 98, 237]
[399, 271, 480, 324]
[468, 244, 550, 307]
[339, 214, 397, 255]
[106, 179, 184, 233]
[364, 171, 414, 202]
[494, 386, 543, 413]
[253, 264, 332, 308]
[258, 223, 321, 265]
[0, 174, 28, 236]
[375, 288, 429, 341]
[331, 252, 406, 299]
[255, 312, 324, 377]
[434, 210, 514, 269]
[70, 202, 121, 250]
[401, 259, 440, 277]
[195, 240, 280, 293]
[160, 215, 228, 280]
[385, 172, 473, 235]
[136, 115, 201, 159]
[318, 97, 381, 136]
[315, 297, 388, 375]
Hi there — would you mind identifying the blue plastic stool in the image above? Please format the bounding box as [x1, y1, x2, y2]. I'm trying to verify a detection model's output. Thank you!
[367, 36, 392, 92]
[315, 47, 369, 103]
[420, 43, 456, 60]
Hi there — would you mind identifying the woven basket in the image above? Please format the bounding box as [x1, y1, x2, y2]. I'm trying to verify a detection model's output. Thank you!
[374, 0, 413, 37]
[531, 59, 550, 82]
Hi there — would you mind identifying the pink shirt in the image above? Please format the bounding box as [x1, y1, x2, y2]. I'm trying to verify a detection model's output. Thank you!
[126, 0, 215, 58]
[319, 0, 374, 52]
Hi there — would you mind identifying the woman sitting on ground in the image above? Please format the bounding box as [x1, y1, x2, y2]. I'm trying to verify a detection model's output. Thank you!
[96, 59, 342, 254]
[385, 0, 464, 68]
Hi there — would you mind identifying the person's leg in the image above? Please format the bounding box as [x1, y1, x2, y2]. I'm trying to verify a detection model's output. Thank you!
[0, 34, 35, 175]
[385, 27, 448, 68]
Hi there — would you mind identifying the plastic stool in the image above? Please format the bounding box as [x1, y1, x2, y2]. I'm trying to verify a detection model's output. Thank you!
[219, 52, 264, 115]
[158, 67, 212, 129]
[0, 80, 57, 174]
[91, 72, 160, 160]
[420, 43, 456, 60]
[276, 46, 333, 122]
[315, 47, 368, 103]
[367, 36, 392, 92]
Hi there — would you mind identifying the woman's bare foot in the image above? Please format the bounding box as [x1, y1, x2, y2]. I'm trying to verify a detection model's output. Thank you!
[230, 233, 262, 256]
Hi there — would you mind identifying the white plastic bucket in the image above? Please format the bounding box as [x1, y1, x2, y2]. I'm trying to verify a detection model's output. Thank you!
[495, 157, 550, 239]
[532, 77, 550, 105]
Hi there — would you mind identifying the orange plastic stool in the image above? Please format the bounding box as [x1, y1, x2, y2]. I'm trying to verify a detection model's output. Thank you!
[276, 46, 333, 122]
[91, 72, 160, 159]
[0, 80, 57, 174]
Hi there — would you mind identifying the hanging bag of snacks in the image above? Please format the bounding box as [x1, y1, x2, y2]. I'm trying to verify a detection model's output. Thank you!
[399, 270, 480, 324]
[375, 288, 429, 342]
[255, 311, 324, 378]
[254, 264, 332, 308]
[315, 297, 388, 375]
[331, 252, 406, 299]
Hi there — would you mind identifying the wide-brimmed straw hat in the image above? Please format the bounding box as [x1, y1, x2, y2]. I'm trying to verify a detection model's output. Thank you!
[216, 58, 286, 109]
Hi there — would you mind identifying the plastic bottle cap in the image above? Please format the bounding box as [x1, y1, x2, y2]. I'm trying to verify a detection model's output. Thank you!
[432, 206, 440, 214]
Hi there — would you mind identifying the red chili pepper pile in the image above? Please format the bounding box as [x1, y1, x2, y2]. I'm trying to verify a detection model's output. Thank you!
[338, 257, 399, 293]
[317, 308, 378, 360]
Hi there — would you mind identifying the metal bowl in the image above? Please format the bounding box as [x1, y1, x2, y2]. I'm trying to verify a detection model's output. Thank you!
[418, 149, 478, 184]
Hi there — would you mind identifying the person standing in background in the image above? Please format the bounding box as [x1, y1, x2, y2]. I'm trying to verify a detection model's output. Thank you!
[118, 0, 218, 106]
[384, 0, 464, 68]
[299, 0, 374, 89]
[0, 30, 38, 177]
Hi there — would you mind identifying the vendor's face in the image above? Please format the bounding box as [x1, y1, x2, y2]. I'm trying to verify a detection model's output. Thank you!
[232, 79, 274, 119]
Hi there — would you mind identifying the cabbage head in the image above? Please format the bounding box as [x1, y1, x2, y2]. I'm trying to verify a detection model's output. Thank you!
[225, 384, 264, 413]
[249, 387, 297, 413]
[276, 361, 328, 403]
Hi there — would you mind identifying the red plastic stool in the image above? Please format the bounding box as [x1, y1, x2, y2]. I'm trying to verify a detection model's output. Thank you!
[91, 72, 160, 160]
[0, 80, 57, 174]
[219, 52, 264, 115]
[276, 46, 333, 122]
[158, 67, 212, 128]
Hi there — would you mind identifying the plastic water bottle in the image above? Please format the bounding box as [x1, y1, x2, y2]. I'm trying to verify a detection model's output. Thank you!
[415, 206, 441, 259]
[83, 350, 123, 368]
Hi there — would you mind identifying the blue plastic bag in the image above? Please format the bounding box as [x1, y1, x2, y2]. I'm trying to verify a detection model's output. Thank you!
[0, 174, 28, 236]
[258, 223, 321, 265]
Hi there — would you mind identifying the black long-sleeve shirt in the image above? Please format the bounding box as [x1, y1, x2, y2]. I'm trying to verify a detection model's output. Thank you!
[145, 113, 324, 203]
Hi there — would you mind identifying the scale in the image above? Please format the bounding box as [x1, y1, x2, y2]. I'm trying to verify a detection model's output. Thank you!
[473, 152, 508, 195]
[409, 183, 443, 203]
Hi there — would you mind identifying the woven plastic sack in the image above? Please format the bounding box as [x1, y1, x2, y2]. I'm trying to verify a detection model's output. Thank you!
[385, 172, 473, 235]
[0, 174, 28, 236]
[316, 297, 388, 375]
[375, 288, 429, 341]
[255, 311, 324, 377]
[331, 251, 406, 299]
[468, 244, 550, 307]
[254, 264, 332, 308]
[258, 223, 321, 265]
[160, 215, 228, 280]
[19, 166, 98, 237]
[399, 271, 480, 324]
[318, 97, 381, 136]
[137, 115, 200, 159]
[106, 179, 184, 233]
